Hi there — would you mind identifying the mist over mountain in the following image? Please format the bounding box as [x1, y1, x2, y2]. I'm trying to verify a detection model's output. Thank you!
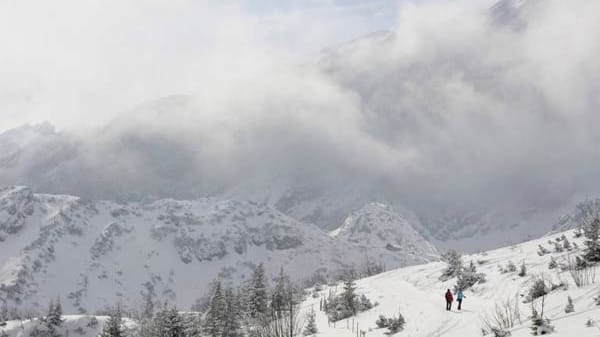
[1, 0, 599, 250]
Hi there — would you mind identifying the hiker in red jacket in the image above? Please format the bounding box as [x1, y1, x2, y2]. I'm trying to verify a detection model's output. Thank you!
[445, 289, 454, 311]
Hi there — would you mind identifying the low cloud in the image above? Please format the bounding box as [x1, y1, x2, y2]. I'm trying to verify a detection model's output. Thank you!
[1, 0, 599, 231]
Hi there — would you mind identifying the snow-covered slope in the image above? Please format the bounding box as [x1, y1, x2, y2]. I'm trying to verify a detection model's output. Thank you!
[301, 228, 600, 336]
[0, 315, 137, 337]
[0, 186, 437, 314]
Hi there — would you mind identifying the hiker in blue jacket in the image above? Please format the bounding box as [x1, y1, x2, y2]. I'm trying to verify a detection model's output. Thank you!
[456, 290, 466, 310]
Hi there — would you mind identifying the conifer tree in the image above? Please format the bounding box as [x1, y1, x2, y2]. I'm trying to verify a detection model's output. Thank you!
[99, 305, 125, 337]
[165, 307, 184, 337]
[151, 302, 170, 337]
[182, 313, 203, 337]
[46, 297, 63, 327]
[440, 250, 463, 280]
[342, 277, 357, 316]
[223, 288, 244, 337]
[271, 267, 287, 320]
[518, 262, 527, 277]
[303, 308, 318, 336]
[564, 296, 574, 313]
[0, 303, 8, 325]
[583, 218, 600, 262]
[205, 281, 226, 337]
[530, 306, 541, 335]
[249, 263, 269, 319]
[143, 294, 154, 319]
[548, 257, 557, 269]
[562, 235, 572, 250]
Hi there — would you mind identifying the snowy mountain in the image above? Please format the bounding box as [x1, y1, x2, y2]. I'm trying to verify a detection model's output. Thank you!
[3, 227, 599, 337]
[330, 203, 437, 264]
[0, 186, 437, 314]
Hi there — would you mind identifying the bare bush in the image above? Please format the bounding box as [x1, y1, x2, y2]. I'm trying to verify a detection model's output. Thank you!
[481, 294, 521, 332]
[255, 312, 303, 337]
[567, 256, 597, 287]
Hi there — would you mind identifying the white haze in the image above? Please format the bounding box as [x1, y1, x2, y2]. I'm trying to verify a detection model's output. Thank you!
[0, 0, 599, 233]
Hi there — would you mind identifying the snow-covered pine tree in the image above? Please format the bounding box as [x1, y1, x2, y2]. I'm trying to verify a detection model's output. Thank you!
[564, 296, 574, 313]
[271, 267, 288, 320]
[440, 250, 463, 281]
[575, 256, 588, 270]
[182, 313, 203, 337]
[530, 306, 542, 335]
[518, 262, 527, 277]
[165, 307, 184, 337]
[548, 257, 557, 269]
[507, 261, 517, 272]
[455, 261, 486, 291]
[136, 317, 155, 337]
[142, 293, 154, 319]
[53, 297, 62, 326]
[530, 293, 553, 335]
[223, 287, 244, 337]
[46, 297, 63, 327]
[0, 303, 8, 325]
[562, 235, 572, 250]
[537, 245, 550, 256]
[387, 313, 405, 334]
[583, 218, 600, 262]
[147, 302, 176, 337]
[205, 281, 226, 337]
[99, 305, 125, 337]
[553, 241, 563, 253]
[249, 263, 269, 320]
[342, 277, 357, 316]
[302, 309, 317, 336]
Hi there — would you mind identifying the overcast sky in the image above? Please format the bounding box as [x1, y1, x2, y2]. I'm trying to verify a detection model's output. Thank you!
[0, 0, 399, 131]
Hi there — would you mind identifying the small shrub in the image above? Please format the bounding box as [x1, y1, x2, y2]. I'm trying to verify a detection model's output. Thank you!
[562, 236, 572, 251]
[537, 245, 550, 256]
[528, 279, 548, 302]
[490, 327, 511, 337]
[87, 316, 98, 327]
[518, 262, 527, 277]
[376, 315, 388, 329]
[454, 261, 486, 291]
[530, 307, 554, 335]
[375, 313, 405, 334]
[564, 296, 574, 313]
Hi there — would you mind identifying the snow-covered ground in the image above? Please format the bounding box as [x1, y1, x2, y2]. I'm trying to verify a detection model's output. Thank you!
[0, 315, 137, 337]
[301, 229, 600, 337]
